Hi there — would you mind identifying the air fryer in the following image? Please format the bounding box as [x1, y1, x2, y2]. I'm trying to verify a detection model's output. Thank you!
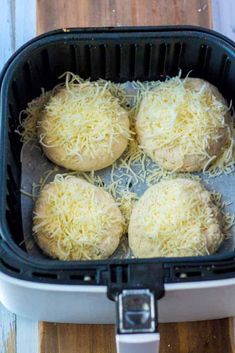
[0, 26, 235, 353]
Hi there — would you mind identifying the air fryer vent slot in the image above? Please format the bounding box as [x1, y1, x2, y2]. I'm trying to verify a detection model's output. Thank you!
[220, 54, 231, 81]
[175, 270, 203, 279]
[148, 43, 158, 79]
[212, 260, 235, 275]
[0, 258, 21, 273]
[69, 45, 77, 73]
[198, 44, 211, 73]
[11, 80, 20, 111]
[115, 44, 121, 78]
[9, 128, 22, 167]
[110, 265, 128, 284]
[101, 44, 107, 78]
[119, 44, 129, 80]
[32, 271, 58, 279]
[90, 44, 106, 79]
[84, 45, 91, 78]
[159, 43, 170, 78]
[173, 42, 184, 74]
[8, 104, 14, 119]
[8, 116, 16, 133]
[171, 258, 235, 281]
[7, 179, 17, 203]
[41, 49, 51, 78]
[70, 271, 96, 282]
[129, 44, 136, 79]
[144, 43, 152, 77]
[7, 165, 17, 187]
[23, 62, 33, 92]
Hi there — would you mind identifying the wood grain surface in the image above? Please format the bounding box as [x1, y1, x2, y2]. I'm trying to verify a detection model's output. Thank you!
[37, 0, 212, 32]
[37, 1, 235, 353]
[39, 319, 235, 353]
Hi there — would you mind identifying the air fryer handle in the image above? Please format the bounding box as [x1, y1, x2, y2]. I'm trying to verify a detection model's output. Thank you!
[114, 288, 161, 352]
[107, 263, 165, 353]
[116, 333, 160, 353]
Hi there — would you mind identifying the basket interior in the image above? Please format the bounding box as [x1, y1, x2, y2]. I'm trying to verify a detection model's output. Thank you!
[2, 28, 235, 260]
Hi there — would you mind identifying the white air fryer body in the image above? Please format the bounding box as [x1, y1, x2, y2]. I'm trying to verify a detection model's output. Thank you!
[1, 272, 235, 323]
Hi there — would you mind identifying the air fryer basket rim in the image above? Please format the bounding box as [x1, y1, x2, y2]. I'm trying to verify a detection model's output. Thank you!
[1, 25, 235, 86]
[0, 25, 235, 285]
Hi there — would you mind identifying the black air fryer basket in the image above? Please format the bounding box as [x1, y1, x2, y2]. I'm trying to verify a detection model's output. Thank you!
[1, 26, 235, 306]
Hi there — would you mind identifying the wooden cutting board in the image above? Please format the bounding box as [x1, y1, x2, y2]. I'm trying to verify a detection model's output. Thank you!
[37, 1, 235, 352]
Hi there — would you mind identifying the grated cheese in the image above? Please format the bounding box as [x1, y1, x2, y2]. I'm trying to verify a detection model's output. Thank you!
[135, 76, 234, 172]
[129, 179, 225, 258]
[116, 191, 139, 232]
[210, 191, 235, 232]
[16, 89, 52, 143]
[18, 73, 235, 181]
[33, 175, 124, 260]
[205, 125, 235, 177]
[18, 73, 235, 259]
[38, 72, 132, 165]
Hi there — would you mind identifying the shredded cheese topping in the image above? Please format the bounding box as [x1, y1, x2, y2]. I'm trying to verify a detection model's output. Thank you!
[210, 191, 235, 232]
[129, 179, 224, 257]
[33, 175, 124, 260]
[205, 126, 235, 176]
[16, 89, 51, 143]
[38, 72, 131, 162]
[18, 73, 235, 181]
[136, 76, 233, 171]
[117, 191, 139, 232]
[18, 73, 235, 259]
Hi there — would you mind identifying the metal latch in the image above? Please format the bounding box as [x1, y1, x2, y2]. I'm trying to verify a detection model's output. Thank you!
[106, 263, 164, 353]
[118, 289, 156, 334]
